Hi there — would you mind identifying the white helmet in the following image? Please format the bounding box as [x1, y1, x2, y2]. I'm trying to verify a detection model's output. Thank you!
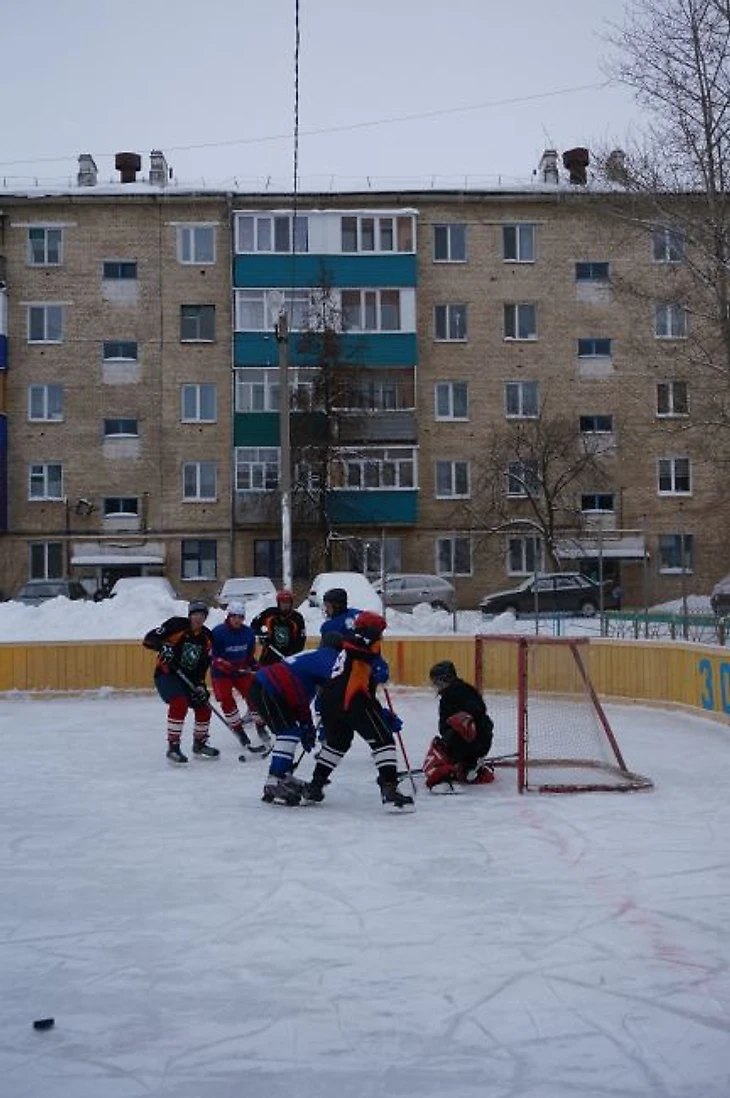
[226, 600, 246, 617]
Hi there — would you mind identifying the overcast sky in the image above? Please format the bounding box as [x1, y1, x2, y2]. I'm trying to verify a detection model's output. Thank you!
[2, 0, 643, 191]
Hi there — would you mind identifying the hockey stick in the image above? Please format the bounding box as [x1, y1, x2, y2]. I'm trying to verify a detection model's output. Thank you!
[168, 663, 256, 748]
[384, 687, 417, 797]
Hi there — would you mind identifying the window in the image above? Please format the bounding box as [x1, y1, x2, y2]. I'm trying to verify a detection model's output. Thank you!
[346, 537, 401, 576]
[658, 457, 691, 495]
[255, 539, 310, 580]
[433, 224, 466, 262]
[436, 536, 472, 576]
[182, 461, 217, 501]
[235, 369, 279, 412]
[435, 381, 468, 420]
[28, 304, 63, 343]
[435, 460, 469, 498]
[103, 418, 138, 437]
[658, 533, 693, 573]
[579, 414, 613, 433]
[341, 289, 401, 332]
[103, 340, 137, 361]
[434, 304, 467, 341]
[235, 447, 280, 490]
[337, 447, 416, 490]
[182, 539, 217, 580]
[657, 380, 689, 417]
[181, 383, 217, 422]
[508, 536, 544, 575]
[177, 225, 216, 264]
[103, 497, 139, 516]
[575, 261, 609, 281]
[28, 384, 63, 421]
[340, 214, 414, 253]
[181, 304, 215, 342]
[578, 338, 612, 357]
[504, 303, 537, 340]
[503, 224, 535, 262]
[102, 261, 137, 280]
[344, 377, 402, 411]
[581, 493, 615, 512]
[235, 213, 309, 254]
[29, 541, 64, 580]
[29, 462, 62, 500]
[505, 380, 539, 418]
[653, 226, 685, 263]
[235, 289, 312, 332]
[655, 303, 687, 338]
[507, 460, 539, 497]
[28, 227, 62, 266]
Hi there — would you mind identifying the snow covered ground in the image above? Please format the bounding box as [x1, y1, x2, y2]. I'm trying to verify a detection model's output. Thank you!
[1, 687, 729, 1098]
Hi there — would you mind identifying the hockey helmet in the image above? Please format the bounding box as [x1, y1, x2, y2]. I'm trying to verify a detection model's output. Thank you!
[322, 587, 348, 614]
[276, 588, 294, 607]
[352, 610, 387, 645]
[429, 660, 457, 690]
[226, 600, 246, 618]
[187, 600, 209, 618]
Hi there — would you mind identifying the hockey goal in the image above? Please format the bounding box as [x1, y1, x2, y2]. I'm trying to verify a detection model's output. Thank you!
[474, 635, 653, 794]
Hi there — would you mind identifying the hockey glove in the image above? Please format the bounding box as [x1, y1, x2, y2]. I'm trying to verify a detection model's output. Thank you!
[299, 720, 317, 753]
[158, 643, 176, 673]
[190, 684, 210, 707]
[212, 656, 234, 675]
[379, 706, 403, 734]
[371, 657, 390, 685]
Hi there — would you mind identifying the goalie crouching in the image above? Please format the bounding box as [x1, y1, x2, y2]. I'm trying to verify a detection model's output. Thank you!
[424, 660, 495, 793]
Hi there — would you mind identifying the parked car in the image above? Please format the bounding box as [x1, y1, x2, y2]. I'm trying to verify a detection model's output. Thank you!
[374, 573, 456, 612]
[480, 572, 618, 618]
[215, 576, 277, 610]
[308, 571, 383, 613]
[13, 579, 91, 605]
[109, 576, 179, 600]
[710, 573, 730, 615]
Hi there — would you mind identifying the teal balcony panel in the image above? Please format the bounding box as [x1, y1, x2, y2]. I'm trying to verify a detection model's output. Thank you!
[234, 253, 417, 288]
[235, 331, 417, 368]
[234, 413, 279, 446]
[325, 490, 418, 526]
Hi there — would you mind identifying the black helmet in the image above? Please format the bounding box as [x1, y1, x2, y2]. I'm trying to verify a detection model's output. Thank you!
[319, 630, 344, 650]
[429, 660, 457, 689]
[187, 600, 209, 617]
[322, 587, 347, 614]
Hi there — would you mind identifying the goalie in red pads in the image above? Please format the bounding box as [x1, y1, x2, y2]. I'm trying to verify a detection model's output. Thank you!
[424, 660, 495, 792]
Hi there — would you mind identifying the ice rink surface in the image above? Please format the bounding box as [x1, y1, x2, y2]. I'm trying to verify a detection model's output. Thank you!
[1, 689, 729, 1098]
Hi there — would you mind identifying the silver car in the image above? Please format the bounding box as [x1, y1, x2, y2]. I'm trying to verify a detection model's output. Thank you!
[376, 573, 456, 612]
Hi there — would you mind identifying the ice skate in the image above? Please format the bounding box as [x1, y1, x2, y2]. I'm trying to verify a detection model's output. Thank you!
[380, 782, 416, 813]
[237, 729, 270, 758]
[192, 740, 220, 759]
[301, 779, 326, 805]
[261, 775, 304, 806]
[166, 744, 188, 765]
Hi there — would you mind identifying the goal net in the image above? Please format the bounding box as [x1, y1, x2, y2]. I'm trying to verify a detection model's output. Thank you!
[474, 635, 653, 794]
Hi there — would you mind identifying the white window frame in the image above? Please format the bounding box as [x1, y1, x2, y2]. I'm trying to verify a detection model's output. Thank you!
[655, 303, 687, 339]
[29, 540, 64, 579]
[235, 289, 314, 332]
[656, 380, 689, 418]
[177, 224, 216, 265]
[235, 447, 280, 491]
[575, 261, 610, 282]
[505, 380, 539, 418]
[182, 461, 217, 501]
[180, 304, 215, 342]
[235, 213, 309, 254]
[507, 535, 544, 576]
[507, 460, 540, 498]
[340, 214, 414, 254]
[436, 535, 472, 577]
[435, 460, 470, 499]
[27, 304, 64, 344]
[28, 384, 63, 422]
[433, 223, 466, 262]
[503, 224, 536, 263]
[29, 462, 63, 500]
[335, 447, 417, 491]
[234, 369, 280, 412]
[181, 383, 217, 423]
[341, 289, 402, 332]
[102, 340, 138, 362]
[657, 457, 691, 495]
[652, 226, 685, 264]
[28, 227, 62, 266]
[103, 497, 140, 517]
[504, 303, 537, 341]
[434, 303, 467, 341]
[577, 338, 612, 358]
[102, 260, 137, 280]
[434, 381, 468, 420]
[103, 418, 138, 438]
[181, 538, 218, 580]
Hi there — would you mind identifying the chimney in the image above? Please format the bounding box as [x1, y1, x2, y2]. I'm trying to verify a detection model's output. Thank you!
[149, 150, 169, 187]
[538, 149, 559, 184]
[115, 152, 142, 184]
[605, 148, 628, 184]
[77, 154, 98, 187]
[562, 147, 589, 185]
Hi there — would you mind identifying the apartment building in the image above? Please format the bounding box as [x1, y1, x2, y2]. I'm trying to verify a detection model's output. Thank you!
[0, 148, 724, 608]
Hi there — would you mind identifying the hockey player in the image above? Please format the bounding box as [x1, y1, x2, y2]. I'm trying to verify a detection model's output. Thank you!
[250, 590, 307, 665]
[302, 611, 415, 812]
[210, 601, 268, 756]
[319, 587, 363, 638]
[423, 660, 495, 792]
[143, 600, 218, 764]
[255, 634, 344, 805]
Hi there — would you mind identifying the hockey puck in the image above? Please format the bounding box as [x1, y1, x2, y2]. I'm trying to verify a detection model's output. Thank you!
[33, 1018, 55, 1031]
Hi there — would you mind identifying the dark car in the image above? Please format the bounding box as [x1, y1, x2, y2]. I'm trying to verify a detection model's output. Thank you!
[710, 573, 730, 616]
[13, 579, 90, 605]
[480, 572, 618, 618]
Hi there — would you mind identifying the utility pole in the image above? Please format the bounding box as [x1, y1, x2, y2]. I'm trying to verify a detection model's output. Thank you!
[276, 312, 292, 590]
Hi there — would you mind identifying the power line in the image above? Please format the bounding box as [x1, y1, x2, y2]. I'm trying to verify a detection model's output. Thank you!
[0, 80, 614, 170]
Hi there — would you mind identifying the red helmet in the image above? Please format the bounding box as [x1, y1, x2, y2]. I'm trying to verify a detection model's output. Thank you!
[352, 610, 387, 644]
[276, 589, 294, 607]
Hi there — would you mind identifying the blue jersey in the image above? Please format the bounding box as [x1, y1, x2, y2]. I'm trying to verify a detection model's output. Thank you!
[210, 621, 256, 678]
[320, 607, 362, 637]
[255, 646, 340, 722]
